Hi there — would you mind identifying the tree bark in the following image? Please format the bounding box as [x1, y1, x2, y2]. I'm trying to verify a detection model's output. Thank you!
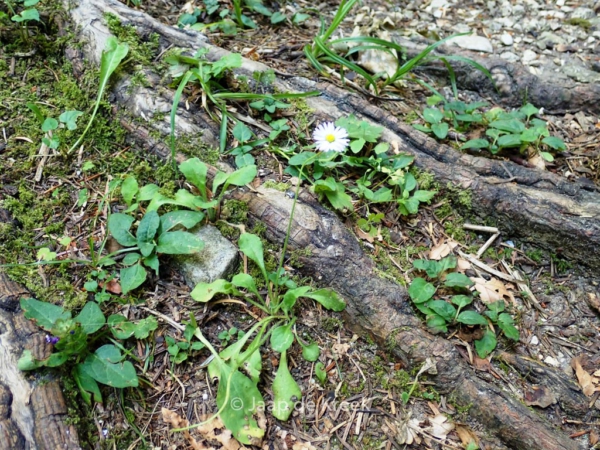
[57, 0, 598, 449]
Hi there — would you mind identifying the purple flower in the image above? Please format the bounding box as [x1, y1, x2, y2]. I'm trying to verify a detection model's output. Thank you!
[45, 335, 60, 345]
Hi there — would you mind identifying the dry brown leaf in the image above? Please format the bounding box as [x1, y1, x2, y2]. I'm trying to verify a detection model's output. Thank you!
[427, 414, 454, 440]
[455, 425, 480, 447]
[457, 258, 472, 271]
[429, 239, 459, 260]
[572, 357, 600, 397]
[162, 409, 245, 450]
[590, 429, 599, 446]
[354, 225, 374, 243]
[331, 343, 350, 359]
[472, 277, 511, 304]
[523, 386, 557, 408]
[292, 443, 317, 450]
[390, 417, 422, 445]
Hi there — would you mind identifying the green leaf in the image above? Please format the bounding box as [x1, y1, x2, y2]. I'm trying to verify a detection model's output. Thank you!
[457, 310, 488, 326]
[37, 247, 57, 261]
[121, 176, 138, 205]
[238, 234, 267, 281]
[21, 298, 71, 330]
[451, 295, 473, 308]
[426, 315, 448, 333]
[41, 118, 58, 132]
[475, 330, 497, 358]
[519, 128, 539, 143]
[314, 178, 353, 210]
[292, 12, 309, 24]
[232, 121, 253, 143]
[270, 324, 294, 353]
[74, 302, 105, 335]
[315, 362, 327, 384]
[13, 8, 39, 22]
[408, 278, 436, 304]
[413, 259, 442, 278]
[231, 273, 261, 298]
[486, 300, 505, 313]
[288, 151, 316, 166]
[211, 53, 243, 77]
[81, 345, 139, 388]
[120, 264, 147, 294]
[156, 231, 204, 254]
[444, 273, 474, 288]
[497, 134, 522, 148]
[138, 183, 160, 201]
[542, 136, 566, 151]
[431, 122, 449, 139]
[304, 288, 346, 312]
[427, 300, 456, 322]
[227, 164, 258, 186]
[58, 110, 83, 131]
[281, 286, 311, 314]
[301, 343, 320, 362]
[134, 316, 158, 339]
[423, 108, 444, 124]
[18, 350, 44, 371]
[74, 364, 103, 405]
[540, 151, 554, 162]
[107, 314, 136, 339]
[497, 313, 519, 341]
[68, 37, 128, 154]
[272, 351, 302, 420]
[460, 138, 489, 150]
[108, 213, 136, 247]
[335, 115, 382, 142]
[137, 210, 160, 244]
[179, 158, 208, 195]
[490, 119, 525, 134]
[190, 279, 236, 302]
[350, 138, 366, 153]
[520, 103, 539, 118]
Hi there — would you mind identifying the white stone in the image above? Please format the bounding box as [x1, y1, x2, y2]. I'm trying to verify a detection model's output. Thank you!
[447, 34, 494, 53]
[571, 7, 595, 20]
[500, 33, 513, 46]
[544, 356, 560, 367]
[522, 49, 538, 64]
[530, 335, 539, 345]
[500, 51, 520, 63]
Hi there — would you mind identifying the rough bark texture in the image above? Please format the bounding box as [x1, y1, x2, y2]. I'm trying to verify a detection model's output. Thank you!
[0, 268, 81, 450]
[58, 0, 598, 448]
[394, 34, 600, 115]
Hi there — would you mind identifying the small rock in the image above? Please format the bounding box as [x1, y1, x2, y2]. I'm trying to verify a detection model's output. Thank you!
[571, 7, 595, 20]
[447, 34, 494, 53]
[544, 356, 560, 367]
[562, 64, 600, 83]
[530, 335, 539, 345]
[521, 49, 538, 64]
[500, 51, 520, 63]
[536, 31, 566, 50]
[499, 33, 513, 46]
[175, 225, 240, 288]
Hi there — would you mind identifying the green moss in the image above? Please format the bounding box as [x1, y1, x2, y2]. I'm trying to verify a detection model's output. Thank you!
[262, 180, 290, 191]
[320, 317, 344, 332]
[220, 199, 249, 223]
[104, 13, 160, 66]
[565, 18, 591, 30]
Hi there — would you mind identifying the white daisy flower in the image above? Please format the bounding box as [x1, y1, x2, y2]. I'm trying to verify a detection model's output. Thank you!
[312, 122, 349, 153]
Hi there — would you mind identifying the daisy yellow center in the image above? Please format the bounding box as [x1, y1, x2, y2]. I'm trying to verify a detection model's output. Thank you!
[325, 134, 336, 142]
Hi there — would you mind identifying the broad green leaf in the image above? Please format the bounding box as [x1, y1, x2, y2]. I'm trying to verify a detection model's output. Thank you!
[179, 158, 208, 195]
[520, 103, 539, 118]
[58, 110, 83, 130]
[487, 300, 505, 313]
[211, 53, 243, 77]
[44, 351, 70, 367]
[457, 310, 488, 326]
[414, 302, 435, 316]
[455, 113, 483, 123]
[121, 176, 138, 205]
[21, 298, 71, 330]
[147, 189, 216, 212]
[497, 134, 522, 148]
[350, 138, 366, 153]
[156, 231, 204, 254]
[431, 122, 448, 139]
[232, 121, 253, 143]
[191, 279, 236, 302]
[542, 136, 566, 151]
[137, 210, 160, 244]
[271, 11, 286, 24]
[319, 181, 353, 210]
[301, 343, 320, 362]
[413, 259, 442, 278]
[272, 351, 302, 420]
[427, 300, 456, 322]
[288, 151, 316, 166]
[13, 8, 39, 22]
[490, 119, 525, 134]
[408, 278, 436, 304]
[134, 316, 158, 339]
[242, 348, 262, 383]
[475, 330, 497, 358]
[138, 183, 160, 201]
[74, 364, 103, 405]
[18, 350, 44, 371]
[413, 190, 436, 202]
[107, 314, 136, 339]
[423, 108, 444, 124]
[231, 273, 261, 298]
[460, 138, 489, 150]
[304, 288, 346, 312]
[74, 302, 105, 335]
[144, 254, 159, 275]
[451, 295, 473, 308]
[540, 151, 554, 162]
[123, 253, 141, 266]
[216, 367, 265, 445]
[315, 362, 327, 384]
[519, 128, 539, 143]
[270, 324, 294, 353]
[37, 247, 57, 261]
[426, 315, 448, 333]
[120, 264, 147, 294]
[238, 234, 267, 281]
[42, 118, 58, 132]
[438, 255, 457, 274]
[281, 286, 311, 314]
[444, 272, 474, 288]
[227, 164, 258, 186]
[81, 345, 138, 388]
[108, 213, 136, 247]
